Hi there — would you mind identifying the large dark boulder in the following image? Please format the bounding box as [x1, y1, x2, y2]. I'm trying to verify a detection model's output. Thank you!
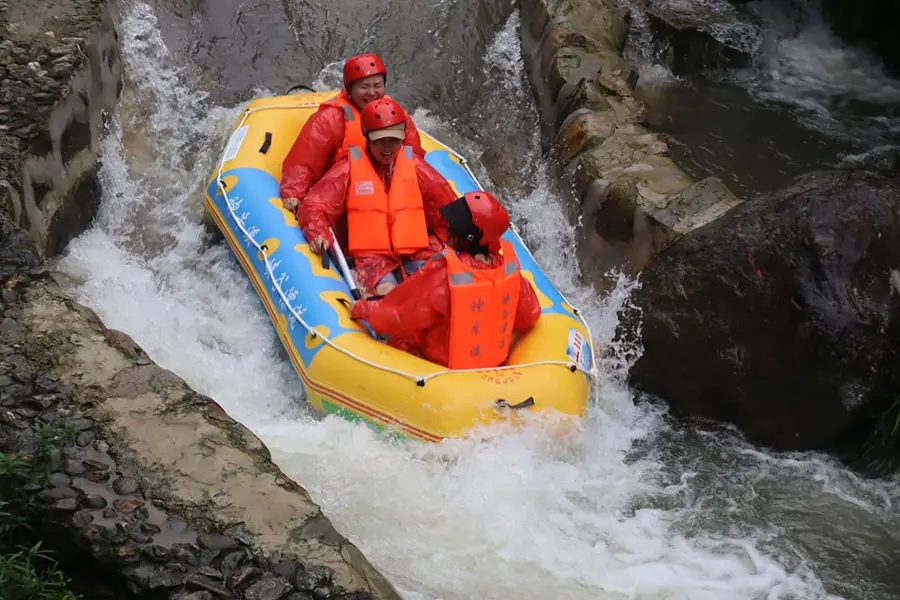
[642, 0, 763, 76]
[626, 169, 900, 452]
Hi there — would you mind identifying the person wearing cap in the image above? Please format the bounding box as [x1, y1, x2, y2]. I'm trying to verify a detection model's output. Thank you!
[297, 97, 456, 297]
[348, 191, 542, 369]
[280, 53, 426, 212]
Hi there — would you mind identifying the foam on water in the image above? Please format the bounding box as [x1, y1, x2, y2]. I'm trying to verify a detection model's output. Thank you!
[55, 2, 899, 599]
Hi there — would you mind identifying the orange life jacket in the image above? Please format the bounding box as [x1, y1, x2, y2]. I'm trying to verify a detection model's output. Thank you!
[442, 240, 522, 369]
[345, 145, 430, 256]
[325, 93, 398, 163]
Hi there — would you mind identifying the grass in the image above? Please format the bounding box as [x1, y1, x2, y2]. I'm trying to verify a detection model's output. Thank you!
[0, 424, 82, 600]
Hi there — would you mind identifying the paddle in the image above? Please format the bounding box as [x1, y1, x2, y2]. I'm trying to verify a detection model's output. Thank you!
[323, 228, 363, 300]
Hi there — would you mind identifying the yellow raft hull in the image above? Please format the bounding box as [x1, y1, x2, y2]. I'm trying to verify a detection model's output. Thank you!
[204, 92, 595, 442]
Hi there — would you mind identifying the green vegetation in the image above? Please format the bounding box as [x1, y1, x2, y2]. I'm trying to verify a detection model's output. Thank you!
[0, 425, 81, 600]
[856, 394, 900, 477]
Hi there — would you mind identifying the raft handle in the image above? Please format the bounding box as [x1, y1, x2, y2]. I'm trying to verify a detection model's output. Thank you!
[495, 397, 535, 410]
[284, 84, 317, 95]
[259, 132, 272, 154]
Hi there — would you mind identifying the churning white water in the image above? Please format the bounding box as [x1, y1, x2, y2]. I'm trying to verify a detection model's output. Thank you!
[56, 2, 900, 599]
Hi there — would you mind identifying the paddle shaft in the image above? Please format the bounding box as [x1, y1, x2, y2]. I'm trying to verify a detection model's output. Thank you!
[322, 228, 363, 300]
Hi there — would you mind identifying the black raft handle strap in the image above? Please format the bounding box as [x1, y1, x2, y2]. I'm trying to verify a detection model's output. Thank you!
[495, 397, 535, 410]
[259, 132, 272, 154]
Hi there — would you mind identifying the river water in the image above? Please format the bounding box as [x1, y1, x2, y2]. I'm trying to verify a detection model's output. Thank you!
[54, 0, 900, 598]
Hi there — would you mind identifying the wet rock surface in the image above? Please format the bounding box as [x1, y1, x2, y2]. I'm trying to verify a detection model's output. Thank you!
[642, 0, 763, 75]
[0, 0, 122, 257]
[519, 0, 743, 292]
[626, 170, 900, 452]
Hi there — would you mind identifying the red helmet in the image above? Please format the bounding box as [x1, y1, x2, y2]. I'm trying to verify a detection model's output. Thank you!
[361, 98, 407, 135]
[343, 53, 387, 88]
[465, 191, 509, 247]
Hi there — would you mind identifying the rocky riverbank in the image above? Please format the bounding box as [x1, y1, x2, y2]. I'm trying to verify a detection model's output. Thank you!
[1, 1, 401, 597]
[518, 0, 743, 292]
[1, 247, 400, 599]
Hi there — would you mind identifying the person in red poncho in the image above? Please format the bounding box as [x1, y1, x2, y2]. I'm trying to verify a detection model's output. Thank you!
[280, 53, 425, 212]
[297, 97, 456, 297]
[349, 191, 542, 369]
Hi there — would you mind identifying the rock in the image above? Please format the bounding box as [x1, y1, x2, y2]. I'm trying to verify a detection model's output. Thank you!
[220, 549, 246, 577]
[520, 0, 743, 293]
[170, 544, 201, 567]
[0, 318, 18, 336]
[643, 0, 762, 75]
[229, 564, 263, 589]
[70, 418, 94, 431]
[128, 564, 186, 589]
[110, 543, 142, 565]
[48, 472, 71, 488]
[187, 574, 230, 597]
[71, 510, 94, 529]
[54, 497, 78, 511]
[198, 533, 240, 551]
[75, 430, 95, 446]
[139, 521, 161, 535]
[128, 530, 152, 544]
[293, 566, 331, 592]
[112, 498, 146, 516]
[62, 459, 85, 475]
[244, 574, 294, 600]
[627, 170, 900, 451]
[112, 476, 139, 495]
[34, 374, 59, 392]
[81, 494, 107, 509]
[142, 544, 169, 562]
[197, 566, 224, 580]
[38, 487, 78, 503]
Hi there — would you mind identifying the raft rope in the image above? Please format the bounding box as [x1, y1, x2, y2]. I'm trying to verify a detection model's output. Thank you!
[215, 102, 600, 385]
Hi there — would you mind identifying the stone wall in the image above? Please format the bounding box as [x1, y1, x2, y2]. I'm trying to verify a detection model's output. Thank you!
[0, 0, 122, 257]
[518, 0, 743, 291]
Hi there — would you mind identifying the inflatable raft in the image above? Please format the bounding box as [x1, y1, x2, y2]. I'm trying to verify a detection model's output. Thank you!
[204, 91, 597, 442]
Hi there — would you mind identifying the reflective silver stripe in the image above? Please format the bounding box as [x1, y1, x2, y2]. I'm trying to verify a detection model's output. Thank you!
[403, 145, 413, 159]
[450, 272, 475, 285]
[429, 249, 451, 263]
[341, 105, 355, 121]
[504, 261, 519, 276]
[348, 146, 364, 160]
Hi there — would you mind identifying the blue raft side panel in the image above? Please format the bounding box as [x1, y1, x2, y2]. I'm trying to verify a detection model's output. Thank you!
[207, 149, 581, 373]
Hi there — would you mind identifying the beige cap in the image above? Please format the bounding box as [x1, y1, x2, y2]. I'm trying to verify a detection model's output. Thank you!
[367, 123, 406, 141]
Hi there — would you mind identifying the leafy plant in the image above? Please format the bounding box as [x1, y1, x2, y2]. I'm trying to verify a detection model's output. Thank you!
[856, 393, 900, 476]
[0, 423, 82, 600]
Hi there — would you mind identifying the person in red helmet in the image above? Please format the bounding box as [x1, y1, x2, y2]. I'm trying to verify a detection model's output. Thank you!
[280, 53, 426, 212]
[348, 191, 542, 368]
[298, 97, 456, 297]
